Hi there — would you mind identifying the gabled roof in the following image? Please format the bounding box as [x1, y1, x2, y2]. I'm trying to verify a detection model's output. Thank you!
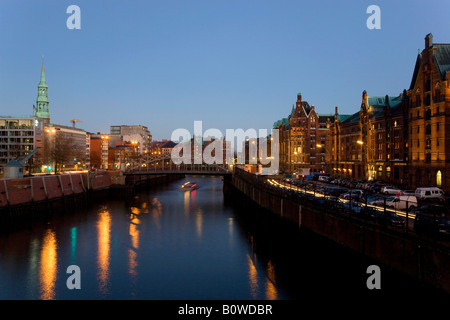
[367, 95, 403, 108]
[367, 95, 404, 119]
[409, 54, 422, 90]
[341, 112, 360, 124]
[341, 94, 405, 125]
[410, 43, 450, 90]
[433, 44, 450, 80]
[273, 117, 289, 129]
[301, 101, 311, 115]
[161, 140, 177, 148]
[336, 114, 352, 122]
[318, 114, 335, 124]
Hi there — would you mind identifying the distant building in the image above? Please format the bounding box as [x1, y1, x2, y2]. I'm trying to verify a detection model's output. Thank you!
[88, 133, 109, 169]
[109, 125, 152, 155]
[328, 91, 408, 185]
[109, 140, 138, 170]
[161, 140, 177, 156]
[0, 116, 45, 174]
[150, 140, 167, 155]
[274, 93, 335, 176]
[0, 58, 50, 175]
[44, 124, 87, 172]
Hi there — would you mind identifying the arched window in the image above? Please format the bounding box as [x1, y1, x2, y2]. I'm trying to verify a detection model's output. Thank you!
[437, 170, 442, 186]
[434, 83, 442, 102]
[416, 90, 421, 107]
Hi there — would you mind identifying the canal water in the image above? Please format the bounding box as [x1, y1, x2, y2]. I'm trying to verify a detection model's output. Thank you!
[0, 176, 446, 300]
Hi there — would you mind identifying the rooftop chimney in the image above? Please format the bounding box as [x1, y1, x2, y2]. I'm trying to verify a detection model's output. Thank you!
[425, 33, 433, 49]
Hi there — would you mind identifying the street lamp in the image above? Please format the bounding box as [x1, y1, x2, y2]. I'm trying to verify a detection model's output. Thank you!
[316, 144, 328, 173]
[45, 127, 56, 174]
[356, 140, 364, 180]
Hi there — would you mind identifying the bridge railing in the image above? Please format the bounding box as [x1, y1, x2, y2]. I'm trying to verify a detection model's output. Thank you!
[127, 163, 232, 174]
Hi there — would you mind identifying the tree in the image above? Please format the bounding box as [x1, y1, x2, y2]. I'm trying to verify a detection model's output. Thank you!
[44, 131, 85, 173]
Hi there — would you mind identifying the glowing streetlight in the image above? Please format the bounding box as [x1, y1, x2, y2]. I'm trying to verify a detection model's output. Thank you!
[357, 140, 364, 145]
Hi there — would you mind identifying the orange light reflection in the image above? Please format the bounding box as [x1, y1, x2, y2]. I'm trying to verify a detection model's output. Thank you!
[97, 210, 111, 294]
[39, 229, 57, 300]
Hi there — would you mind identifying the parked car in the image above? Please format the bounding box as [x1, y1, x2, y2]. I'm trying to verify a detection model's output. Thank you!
[371, 184, 384, 193]
[414, 205, 450, 237]
[381, 186, 402, 195]
[346, 202, 365, 214]
[413, 204, 448, 216]
[366, 209, 405, 227]
[401, 190, 415, 196]
[387, 195, 418, 210]
[368, 196, 394, 206]
[381, 211, 405, 227]
[415, 187, 444, 201]
[340, 189, 364, 200]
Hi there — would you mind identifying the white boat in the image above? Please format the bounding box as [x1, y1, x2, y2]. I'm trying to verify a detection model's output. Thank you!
[180, 181, 198, 191]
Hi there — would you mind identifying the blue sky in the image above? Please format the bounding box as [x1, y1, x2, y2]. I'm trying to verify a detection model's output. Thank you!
[0, 0, 449, 140]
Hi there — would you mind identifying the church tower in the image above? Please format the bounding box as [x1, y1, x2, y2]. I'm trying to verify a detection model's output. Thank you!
[35, 57, 50, 122]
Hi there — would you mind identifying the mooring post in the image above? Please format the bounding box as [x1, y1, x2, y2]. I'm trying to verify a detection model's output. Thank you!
[281, 198, 283, 217]
[299, 205, 302, 227]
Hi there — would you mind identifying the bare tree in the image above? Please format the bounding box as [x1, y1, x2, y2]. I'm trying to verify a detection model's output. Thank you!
[44, 132, 85, 173]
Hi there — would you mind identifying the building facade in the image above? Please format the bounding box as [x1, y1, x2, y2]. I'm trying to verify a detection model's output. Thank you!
[109, 125, 152, 155]
[0, 58, 51, 175]
[43, 124, 87, 172]
[88, 133, 109, 169]
[328, 91, 409, 186]
[407, 33, 450, 192]
[274, 94, 334, 176]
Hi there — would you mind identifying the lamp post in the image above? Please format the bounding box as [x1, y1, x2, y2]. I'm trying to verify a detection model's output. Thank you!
[356, 140, 364, 180]
[45, 127, 56, 174]
[131, 141, 139, 170]
[316, 144, 329, 174]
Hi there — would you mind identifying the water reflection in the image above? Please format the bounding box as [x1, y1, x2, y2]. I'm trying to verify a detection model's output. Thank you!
[196, 208, 203, 238]
[70, 227, 77, 264]
[97, 209, 111, 294]
[246, 252, 279, 300]
[228, 217, 234, 246]
[247, 253, 259, 299]
[265, 260, 278, 300]
[27, 238, 39, 298]
[39, 229, 57, 300]
[129, 208, 140, 278]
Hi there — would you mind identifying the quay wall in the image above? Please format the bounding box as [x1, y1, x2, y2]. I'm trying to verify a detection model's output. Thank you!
[0, 170, 184, 211]
[229, 169, 450, 294]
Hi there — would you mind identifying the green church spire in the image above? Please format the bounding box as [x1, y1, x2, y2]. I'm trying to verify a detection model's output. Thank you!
[35, 56, 50, 120]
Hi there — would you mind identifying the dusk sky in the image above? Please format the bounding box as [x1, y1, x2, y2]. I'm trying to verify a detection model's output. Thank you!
[1, 0, 449, 140]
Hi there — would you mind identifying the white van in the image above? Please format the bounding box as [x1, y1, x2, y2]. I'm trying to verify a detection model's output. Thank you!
[388, 195, 418, 210]
[415, 187, 444, 200]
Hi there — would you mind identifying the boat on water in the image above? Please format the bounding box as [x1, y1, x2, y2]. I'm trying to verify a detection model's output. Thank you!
[180, 181, 199, 191]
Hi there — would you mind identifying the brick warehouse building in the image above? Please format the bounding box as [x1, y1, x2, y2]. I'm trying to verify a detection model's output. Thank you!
[407, 33, 450, 192]
[327, 91, 409, 186]
[274, 93, 335, 176]
[275, 34, 450, 193]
